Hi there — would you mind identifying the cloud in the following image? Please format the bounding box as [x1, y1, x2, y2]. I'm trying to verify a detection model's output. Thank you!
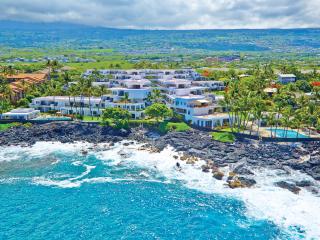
[0, 0, 319, 29]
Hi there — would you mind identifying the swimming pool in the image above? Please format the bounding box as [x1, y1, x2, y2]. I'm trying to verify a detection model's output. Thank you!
[32, 117, 72, 122]
[267, 129, 309, 138]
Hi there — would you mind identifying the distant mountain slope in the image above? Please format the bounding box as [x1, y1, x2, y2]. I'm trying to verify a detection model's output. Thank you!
[0, 21, 319, 54]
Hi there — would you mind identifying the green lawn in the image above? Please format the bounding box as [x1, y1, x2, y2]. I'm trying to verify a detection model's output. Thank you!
[82, 116, 102, 122]
[211, 132, 235, 143]
[159, 121, 191, 134]
[0, 123, 18, 132]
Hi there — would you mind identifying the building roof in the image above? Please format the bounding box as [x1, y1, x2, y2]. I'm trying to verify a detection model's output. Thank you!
[192, 113, 229, 120]
[122, 79, 151, 85]
[6, 73, 48, 97]
[168, 94, 205, 100]
[193, 81, 224, 84]
[2, 108, 40, 116]
[264, 88, 278, 93]
[33, 96, 102, 104]
[159, 79, 191, 85]
[278, 74, 296, 78]
[10, 108, 38, 113]
[6, 73, 47, 81]
[195, 99, 210, 104]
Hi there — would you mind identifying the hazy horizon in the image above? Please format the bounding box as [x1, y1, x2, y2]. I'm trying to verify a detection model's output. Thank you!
[1, 20, 320, 31]
[0, 0, 319, 30]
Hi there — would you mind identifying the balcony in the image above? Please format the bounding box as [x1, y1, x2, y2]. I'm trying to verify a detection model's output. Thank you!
[187, 104, 210, 108]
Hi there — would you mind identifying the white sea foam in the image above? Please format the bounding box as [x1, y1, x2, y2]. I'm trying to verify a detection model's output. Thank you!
[96, 142, 320, 240]
[0, 141, 87, 162]
[1, 141, 320, 239]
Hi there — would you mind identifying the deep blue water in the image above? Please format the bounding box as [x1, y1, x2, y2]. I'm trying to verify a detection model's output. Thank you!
[0, 144, 303, 240]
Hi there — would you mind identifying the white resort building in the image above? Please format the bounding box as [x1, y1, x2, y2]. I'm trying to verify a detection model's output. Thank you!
[83, 68, 203, 81]
[166, 95, 230, 128]
[29, 68, 231, 128]
[30, 79, 151, 119]
[192, 81, 225, 91]
[1, 108, 40, 120]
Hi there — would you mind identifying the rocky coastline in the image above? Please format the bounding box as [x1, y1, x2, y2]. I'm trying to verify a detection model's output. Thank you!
[1, 122, 319, 194]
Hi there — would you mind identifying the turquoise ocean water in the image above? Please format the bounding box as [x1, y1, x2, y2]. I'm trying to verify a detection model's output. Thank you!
[0, 142, 319, 240]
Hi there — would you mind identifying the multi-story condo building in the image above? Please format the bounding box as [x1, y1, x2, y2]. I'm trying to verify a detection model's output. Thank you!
[158, 79, 206, 96]
[30, 80, 151, 119]
[192, 81, 225, 91]
[110, 79, 151, 102]
[157, 77, 230, 128]
[83, 69, 202, 81]
[166, 94, 229, 128]
[29, 96, 104, 116]
[29, 95, 147, 119]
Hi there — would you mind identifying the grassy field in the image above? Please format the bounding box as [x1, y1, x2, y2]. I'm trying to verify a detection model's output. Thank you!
[65, 60, 134, 72]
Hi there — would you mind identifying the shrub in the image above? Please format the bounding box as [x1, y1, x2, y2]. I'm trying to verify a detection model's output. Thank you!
[129, 119, 158, 128]
[16, 98, 30, 108]
[75, 114, 84, 120]
[170, 112, 184, 123]
[23, 123, 33, 128]
[102, 107, 131, 129]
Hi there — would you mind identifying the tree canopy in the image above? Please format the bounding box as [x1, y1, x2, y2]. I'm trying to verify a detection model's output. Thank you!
[102, 107, 131, 129]
[145, 103, 173, 121]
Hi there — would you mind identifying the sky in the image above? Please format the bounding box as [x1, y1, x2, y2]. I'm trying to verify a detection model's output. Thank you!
[1, 0, 319, 29]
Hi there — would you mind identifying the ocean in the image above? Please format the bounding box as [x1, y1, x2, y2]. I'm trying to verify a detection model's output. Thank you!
[0, 142, 319, 240]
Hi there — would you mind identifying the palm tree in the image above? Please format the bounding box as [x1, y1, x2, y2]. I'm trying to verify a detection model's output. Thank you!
[2, 65, 15, 76]
[121, 92, 130, 110]
[62, 71, 71, 85]
[253, 98, 266, 137]
[0, 81, 13, 112]
[20, 79, 29, 98]
[46, 60, 53, 80]
[47, 81, 63, 112]
[266, 112, 276, 138]
[96, 85, 110, 118]
[149, 89, 163, 103]
[306, 102, 318, 136]
[292, 109, 304, 138]
[86, 85, 94, 120]
[312, 86, 320, 102]
[219, 96, 234, 131]
[67, 84, 77, 115]
[77, 77, 87, 116]
[281, 106, 294, 138]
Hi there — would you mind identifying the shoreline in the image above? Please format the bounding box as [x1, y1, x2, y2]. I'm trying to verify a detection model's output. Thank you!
[0, 121, 319, 194]
[2, 140, 320, 239]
